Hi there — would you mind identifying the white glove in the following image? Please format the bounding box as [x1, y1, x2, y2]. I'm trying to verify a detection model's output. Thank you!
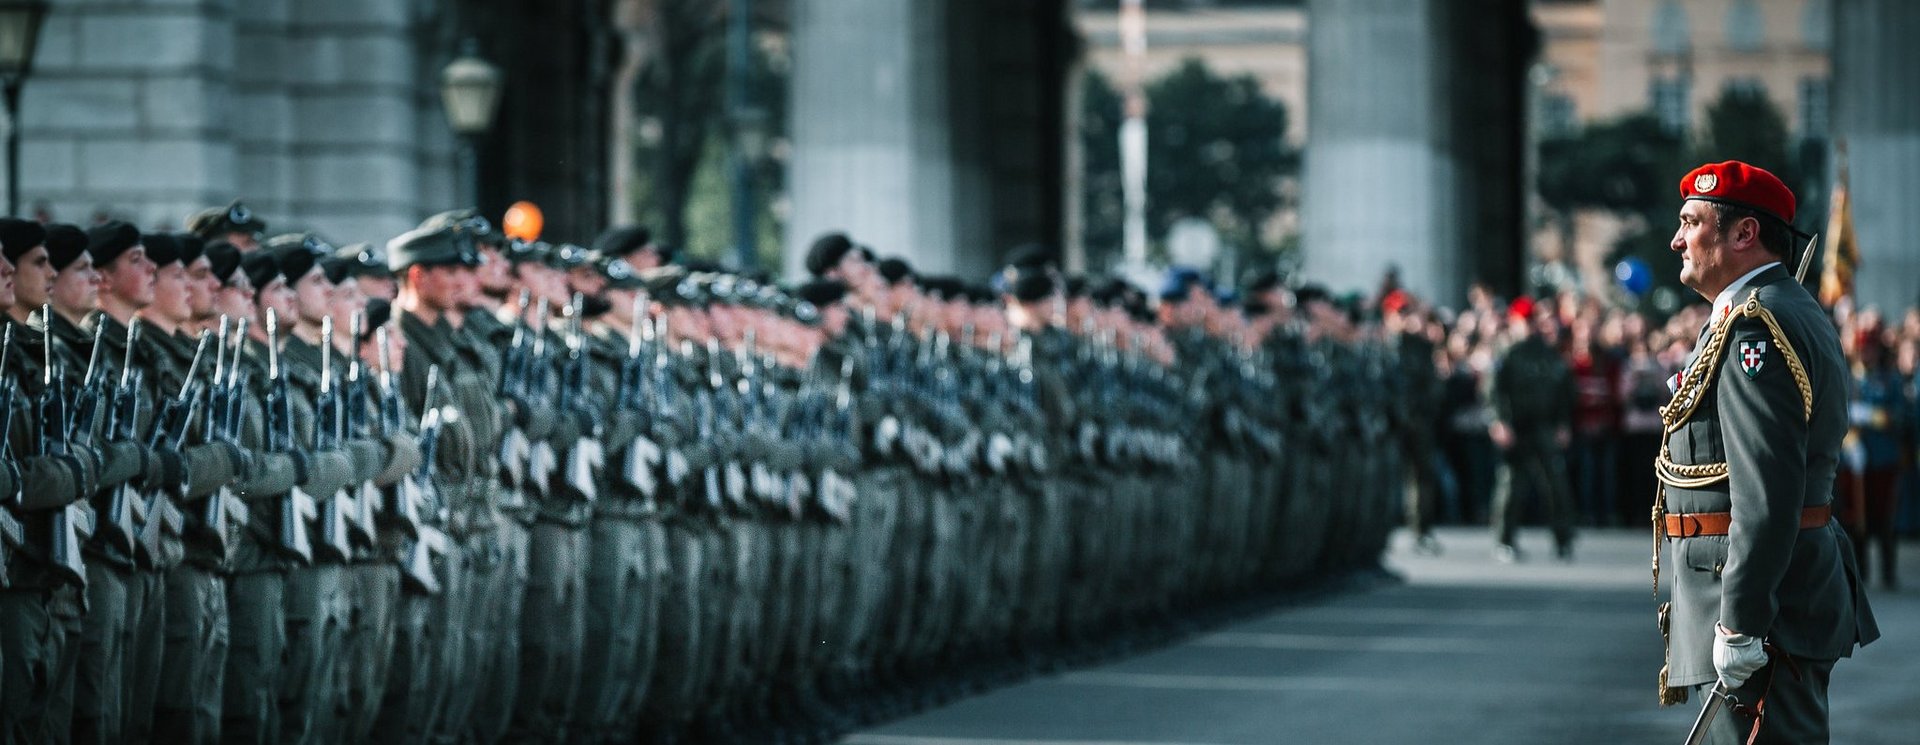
[1712, 624, 1768, 689]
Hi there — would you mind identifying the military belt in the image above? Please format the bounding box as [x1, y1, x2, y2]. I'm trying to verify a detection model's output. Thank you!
[1663, 504, 1831, 538]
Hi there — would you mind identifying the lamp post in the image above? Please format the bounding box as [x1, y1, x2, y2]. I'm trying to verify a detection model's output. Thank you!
[441, 40, 503, 209]
[0, 1, 50, 215]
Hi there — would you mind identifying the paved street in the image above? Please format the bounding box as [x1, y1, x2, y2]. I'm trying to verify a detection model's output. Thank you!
[843, 526, 1920, 745]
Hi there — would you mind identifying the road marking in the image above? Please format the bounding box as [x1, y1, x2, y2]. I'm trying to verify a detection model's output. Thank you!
[1263, 606, 1646, 627]
[843, 737, 1238, 745]
[1057, 671, 1651, 704]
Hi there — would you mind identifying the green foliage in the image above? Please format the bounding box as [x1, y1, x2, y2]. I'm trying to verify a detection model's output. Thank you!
[1079, 58, 1298, 270]
[1696, 84, 1800, 191]
[1537, 113, 1686, 215]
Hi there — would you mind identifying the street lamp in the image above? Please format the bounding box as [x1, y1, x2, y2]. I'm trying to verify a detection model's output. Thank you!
[441, 39, 503, 208]
[0, 1, 51, 215]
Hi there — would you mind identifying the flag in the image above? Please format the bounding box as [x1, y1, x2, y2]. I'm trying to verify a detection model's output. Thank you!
[1820, 144, 1859, 307]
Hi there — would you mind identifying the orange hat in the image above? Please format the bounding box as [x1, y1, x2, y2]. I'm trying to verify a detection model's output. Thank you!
[1679, 161, 1795, 227]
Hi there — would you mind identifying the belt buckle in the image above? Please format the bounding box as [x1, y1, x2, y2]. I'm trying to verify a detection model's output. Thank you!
[1677, 514, 1701, 539]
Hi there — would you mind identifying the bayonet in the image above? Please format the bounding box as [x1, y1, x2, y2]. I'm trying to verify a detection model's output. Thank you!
[1793, 232, 1820, 285]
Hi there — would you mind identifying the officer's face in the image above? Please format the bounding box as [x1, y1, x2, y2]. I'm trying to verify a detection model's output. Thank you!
[50, 252, 99, 316]
[11, 245, 52, 309]
[151, 262, 193, 325]
[98, 245, 156, 308]
[1672, 200, 1760, 297]
[185, 256, 218, 318]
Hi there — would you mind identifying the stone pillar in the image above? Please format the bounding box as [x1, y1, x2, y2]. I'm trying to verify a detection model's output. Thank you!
[1833, 0, 1920, 311]
[785, 0, 956, 277]
[1301, 0, 1458, 303]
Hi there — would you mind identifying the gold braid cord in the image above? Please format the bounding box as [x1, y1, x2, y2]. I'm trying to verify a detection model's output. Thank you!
[1649, 289, 1813, 705]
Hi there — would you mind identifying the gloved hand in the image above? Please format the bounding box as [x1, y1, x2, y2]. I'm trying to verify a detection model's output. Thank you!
[1713, 623, 1768, 689]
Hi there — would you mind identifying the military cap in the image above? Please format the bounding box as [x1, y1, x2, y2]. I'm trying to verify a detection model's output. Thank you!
[1002, 264, 1055, 303]
[701, 273, 742, 304]
[186, 200, 267, 239]
[0, 217, 47, 263]
[591, 225, 652, 258]
[546, 242, 590, 270]
[1680, 160, 1795, 227]
[333, 242, 390, 279]
[877, 256, 914, 285]
[387, 226, 470, 272]
[1064, 275, 1089, 299]
[174, 233, 206, 265]
[502, 239, 551, 265]
[794, 278, 849, 309]
[1243, 268, 1281, 295]
[86, 221, 143, 268]
[639, 265, 693, 305]
[267, 242, 318, 285]
[263, 232, 337, 260]
[143, 232, 183, 267]
[240, 251, 281, 292]
[1293, 283, 1331, 307]
[804, 232, 855, 277]
[418, 209, 502, 244]
[45, 224, 88, 271]
[317, 253, 351, 284]
[965, 282, 1001, 304]
[205, 240, 244, 285]
[600, 256, 645, 290]
[1157, 266, 1208, 302]
[917, 276, 963, 301]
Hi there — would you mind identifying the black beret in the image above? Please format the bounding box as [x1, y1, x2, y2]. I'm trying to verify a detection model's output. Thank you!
[804, 232, 855, 277]
[1005, 265, 1055, 303]
[1064, 275, 1089, 299]
[142, 232, 182, 267]
[387, 226, 468, 272]
[205, 240, 243, 285]
[1293, 283, 1331, 307]
[965, 282, 1001, 304]
[793, 278, 849, 309]
[0, 218, 46, 263]
[317, 254, 351, 284]
[185, 200, 267, 239]
[1243, 268, 1281, 295]
[591, 225, 652, 258]
[240, 251, 280, 293]
[174, 233, 206, 265]
[877, 257, 913, 285]
[268, 244, 318, 286]
[578, 294, 614, 321]
[916, 276, 963, 301]
[333, 242, 389, 279]
[45, 224, 88, 271]
[86, 221, 143, 268]
[1089, 277, 1133, 307]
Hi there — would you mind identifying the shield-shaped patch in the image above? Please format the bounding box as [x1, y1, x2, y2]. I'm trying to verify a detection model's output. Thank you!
[1739, 340, 1767, 379]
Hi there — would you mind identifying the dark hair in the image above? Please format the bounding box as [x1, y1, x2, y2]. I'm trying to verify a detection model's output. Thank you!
[1709, 202, 1793, 259]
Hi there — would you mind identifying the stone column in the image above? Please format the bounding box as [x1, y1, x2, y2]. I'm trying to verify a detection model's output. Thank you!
[1301, 0, 1457, 303]
[1833, 0, 1920, 311]
[785, 0, 958, 277]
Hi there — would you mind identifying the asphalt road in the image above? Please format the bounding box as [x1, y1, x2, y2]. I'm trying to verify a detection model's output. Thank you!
[842, 526, 1919, 745]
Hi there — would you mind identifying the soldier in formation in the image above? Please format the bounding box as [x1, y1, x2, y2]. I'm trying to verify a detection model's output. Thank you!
[0, 202, 1416, 744]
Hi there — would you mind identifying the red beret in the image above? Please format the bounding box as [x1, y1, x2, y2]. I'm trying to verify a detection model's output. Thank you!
[1679, 160, 1795, 226]
[1508, 295, 1535, 322]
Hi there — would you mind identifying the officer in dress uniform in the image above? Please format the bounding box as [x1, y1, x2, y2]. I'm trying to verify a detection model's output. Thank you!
[1656, 161, 1878, 743]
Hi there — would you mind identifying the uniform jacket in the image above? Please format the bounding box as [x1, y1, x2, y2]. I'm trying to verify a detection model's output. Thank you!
[1659, 264, 1878, 687]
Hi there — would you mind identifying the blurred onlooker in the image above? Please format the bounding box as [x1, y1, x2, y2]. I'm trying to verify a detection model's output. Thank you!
[1486, 303, 1577, 562]
[1567, 319, 1622, 526]
[1839, 314, 1909, 589]
[1617, 334, 1670, 527]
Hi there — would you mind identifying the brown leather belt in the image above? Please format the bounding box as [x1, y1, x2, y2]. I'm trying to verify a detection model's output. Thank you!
[1664, 504, 1832, 538]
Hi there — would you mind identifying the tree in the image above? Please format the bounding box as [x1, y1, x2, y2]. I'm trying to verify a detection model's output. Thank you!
[1696, 84, 1800, 193]
[1536, 112, 1688, 298]
[1078, 58, 1297, 271]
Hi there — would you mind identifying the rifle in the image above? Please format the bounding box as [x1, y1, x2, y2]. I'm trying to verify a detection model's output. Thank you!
[263, 309, 317, 563]
[521, 298, 557, 501]
[99, 318, 148, 559]
[192, 318, 248, 556]
[559, 294, 602, 502]
[0, 325, 24, 579]
[35, 305, 88, 585]
[344, 312, 379, 546]
[310, 316, 353, 562]
[66, 320, 108, 448]
[135, 328, 208, 563]
[397, 364, 446, 594]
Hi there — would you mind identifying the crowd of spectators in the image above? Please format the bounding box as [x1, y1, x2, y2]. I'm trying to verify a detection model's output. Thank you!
[1401, 283, 1913, 587]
